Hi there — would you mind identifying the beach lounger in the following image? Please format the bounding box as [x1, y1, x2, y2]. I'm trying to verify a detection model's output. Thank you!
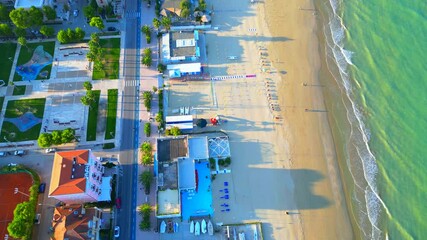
[224, 182, 229, 186]
[226, 209, 230, 212]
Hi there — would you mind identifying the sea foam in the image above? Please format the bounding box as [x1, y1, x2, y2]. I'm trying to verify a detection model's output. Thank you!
[324, 0, 390, 239]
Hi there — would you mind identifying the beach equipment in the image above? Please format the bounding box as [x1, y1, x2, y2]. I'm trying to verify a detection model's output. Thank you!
[239, 232, 246, 240]
[190, 220, 194, 233]
[201, 219, 207, 234]
[195, 221, 201, 236]
[208, 220, 214, 235]
[233, 227, 237, 240]
[174, 222, 178, 232]
[224, 182, 229, 186]
[160, 221, 166, 233]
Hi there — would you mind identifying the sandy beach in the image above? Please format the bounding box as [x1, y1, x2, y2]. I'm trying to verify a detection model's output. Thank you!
[196, 0, 354, 238]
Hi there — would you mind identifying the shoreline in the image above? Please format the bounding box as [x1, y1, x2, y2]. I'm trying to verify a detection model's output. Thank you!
[262, 0, 354, 239]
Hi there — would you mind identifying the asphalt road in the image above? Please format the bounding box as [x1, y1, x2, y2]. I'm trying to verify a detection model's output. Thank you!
[116, 0, 141, 239]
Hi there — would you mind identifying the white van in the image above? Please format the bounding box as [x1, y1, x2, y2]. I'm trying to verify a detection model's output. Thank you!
[35, 214, 41, 224]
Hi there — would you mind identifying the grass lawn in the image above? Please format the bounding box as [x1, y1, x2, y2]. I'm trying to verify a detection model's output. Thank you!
[86, 90, 101, 141]
[4, 98, 46, 118]
[0, 42, 17, 86]
[105, 89, 118, 140]
[92, 38, 120, 80]
[0, 98, 46, 142]
[13, 85, 26, 95]
[13, 41, 56, 81]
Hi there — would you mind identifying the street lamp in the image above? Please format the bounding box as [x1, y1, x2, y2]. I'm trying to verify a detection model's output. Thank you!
[14, 188, 30, 197]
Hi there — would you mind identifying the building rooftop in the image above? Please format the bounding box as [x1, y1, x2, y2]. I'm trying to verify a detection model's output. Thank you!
[49, 150, 90, 196]
[14, 0, 44, 9]
[157, 189, 180, 216]
[157, 136, 188, 162]
[158, 161, 178, 190]
[170, 31, 197, 58]
[161, 0, 181, 16]
[189, 136, 209, 159]
[178, 158, 196, 190]
[51, 205, 98, 240]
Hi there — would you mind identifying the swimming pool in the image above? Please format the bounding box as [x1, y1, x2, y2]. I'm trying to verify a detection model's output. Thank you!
[181, 161, 213, 220]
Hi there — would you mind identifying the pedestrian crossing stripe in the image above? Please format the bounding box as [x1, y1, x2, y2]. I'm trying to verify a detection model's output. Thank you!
[125, 80, 138, 86]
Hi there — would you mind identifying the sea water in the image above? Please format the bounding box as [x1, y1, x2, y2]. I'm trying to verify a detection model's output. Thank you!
[319, 0, 427, 239]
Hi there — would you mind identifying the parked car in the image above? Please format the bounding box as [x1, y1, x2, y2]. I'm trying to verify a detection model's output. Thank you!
[45, 148, 56, 153]
[14, 150, 26, 156]
[38, 183, 46, 193]
[73, 9, 79, 17]
[0, 152, 7, 157]
[114, 226, 120, 237]
[115, 197, 121, 209]
[34, 213, 41, 224]
[107, 27, 117, 31]
[8, 163, 17, 167]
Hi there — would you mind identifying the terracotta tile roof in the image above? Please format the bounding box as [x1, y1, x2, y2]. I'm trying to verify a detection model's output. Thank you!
[49, 150, 90, 196]
[51, 205, 96, 240]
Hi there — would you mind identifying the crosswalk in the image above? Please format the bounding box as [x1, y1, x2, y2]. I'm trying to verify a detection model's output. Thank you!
[126, 10, 141, 18]
[248, 28, 257, 32]
[124, 80, 139, 86]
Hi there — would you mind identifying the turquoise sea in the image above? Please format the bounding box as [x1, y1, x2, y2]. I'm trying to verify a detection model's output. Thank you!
[319, 0, 427, 239]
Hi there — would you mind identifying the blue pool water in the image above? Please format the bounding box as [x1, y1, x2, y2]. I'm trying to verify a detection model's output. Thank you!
[181, 161, 213, 220]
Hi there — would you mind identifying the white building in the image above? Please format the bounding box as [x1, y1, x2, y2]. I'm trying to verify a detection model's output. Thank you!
[49, 150, 111, 204]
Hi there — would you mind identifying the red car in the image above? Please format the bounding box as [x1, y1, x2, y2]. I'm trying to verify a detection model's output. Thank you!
[115, 197, 121, 209]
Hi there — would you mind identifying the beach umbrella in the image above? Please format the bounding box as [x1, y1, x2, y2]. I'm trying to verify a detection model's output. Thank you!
[201, 15, 211, 23]
[196, 118, 208, 128]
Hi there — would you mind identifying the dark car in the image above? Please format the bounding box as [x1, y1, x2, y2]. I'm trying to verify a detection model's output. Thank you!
[107, 27, 117, 32]
[38, 183, 46, 193]
[115, 197, 121, 209]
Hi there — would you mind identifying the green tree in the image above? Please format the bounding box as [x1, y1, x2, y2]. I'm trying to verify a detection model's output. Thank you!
[161, 17, 171, 30]
[180, 0, 191, 9]
[9, 8, 32, 29]
[40, 25, 54, 37]
[89, 17, 104, 31]
[141, 25, 151, 35]
[57, 29, 69, 43]
[152, 18, 161, 29]
[170, 126, 181, 136]
[14, 27, 26, 37]
[83, 5, 96, 19]
[181, 8, 190, 18]
[144, 122, 151, 137]
[0, 23, 12, 36]
[139, 203, 152, 216]
[157, 63, 166, 73]
[0, 3, 10, 22]
[42, 6, 57, 20]
[142, 55, 152, 67]
[75, 27, 85, 40]
[198, 0, 207, 11]
[17, 36, 27, 48]
[7, 201, 35, 239]
[61, 128, 75, 143]
[51, 130, 62, 145]
[140, 142, 152, 153]
[81, 95, 94, 106]
[141, 154, 152, 165]
[37, 133, 52, 147]
[28, 6, 43, 26]
[83, 81, 93, 90]
[139, 170, 152, 189]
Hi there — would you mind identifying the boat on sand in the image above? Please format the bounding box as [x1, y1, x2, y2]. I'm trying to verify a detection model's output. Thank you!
[201, 219, 207, 234]
[190, 221, 194, 233]
[195, 221, 201, 236]
[208, 220, 214, 235]
[160, 221, 166, 233]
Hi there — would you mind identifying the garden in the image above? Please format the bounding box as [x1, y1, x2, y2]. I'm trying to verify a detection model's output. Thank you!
[92, 38, 121, 80]
[0, 43, 17, 86]
[0, 98, 46, 142]
[13, 41, 55, 81]
[105, 89, 118, 140]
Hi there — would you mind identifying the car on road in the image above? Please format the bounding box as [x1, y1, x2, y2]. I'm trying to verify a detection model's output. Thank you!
[73, 9, 79, 17]
[115, 197, 121, 209]
[107, 27, 117, 32]
[114, 226, 120, 237]
[0, 152, 7, 157]
[14, 150, 26, 156]
[45, 148, 56, 153]
[35, 213, 41, 224]
[38, 183, 46, 193]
